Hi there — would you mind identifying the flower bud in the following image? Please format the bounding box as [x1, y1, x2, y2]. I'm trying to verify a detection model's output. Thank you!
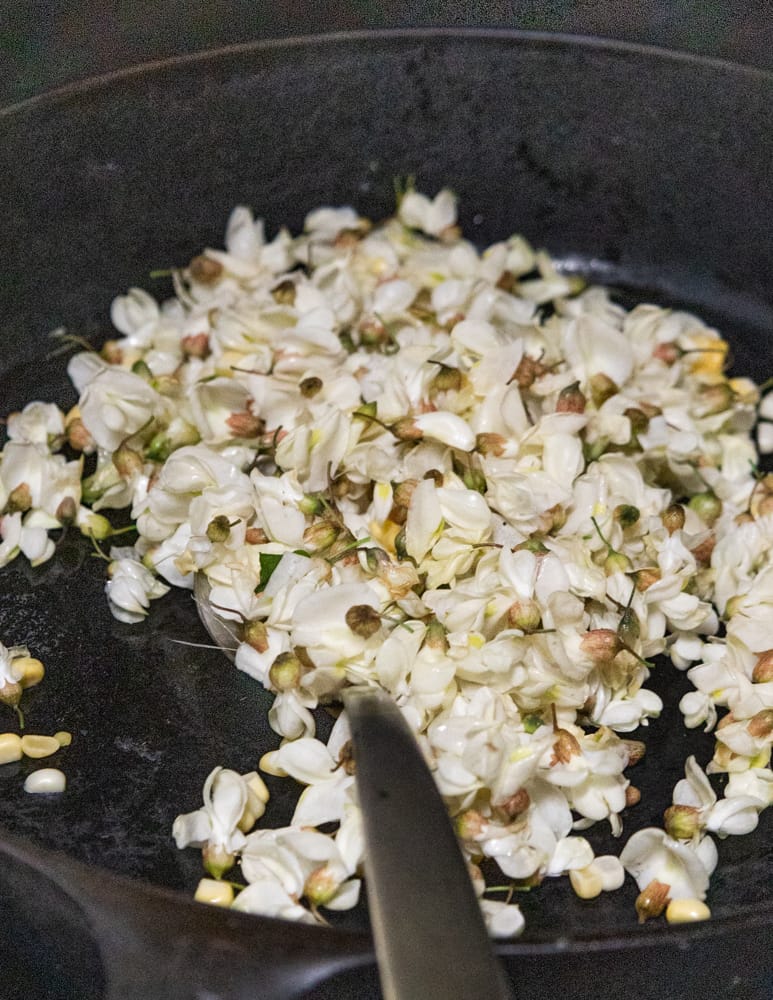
[66, 417, 93, 451]
[625, 785, 642, 807]
[635, 879, 671, 923]
[604, 550, 632, 575]
[430, 365, 463, 394]
[392, 479, 418, 511]
[145, 432, 173, 462]
[202, 843, 235, 879]
[664, 804, 702, 840]
[226, 410, 265, 439]
[337, 739, 356, 776]
[747, 709, 773, 739]
[243, 620, 269, 653]
[353, 401, 378, 422]
[78, 511, 113, 540]
[696, 381, 734, 416]
[113, 443, 144, 478]
[494, 788, 530, 820]
[304, 864, 342, 906]
[424, 618, 449, 652]
[514, 535, 548, 555]
[268, 651, 303, 692]
[345, 604, 382, 638]
[556, 381, 586, 414]
[617, 606, 640, 647]
[581, 629, 622, 663]
[634, 567, 661, 592]
[653, 341, 681, 365]
[622, 739, 646, 766]
[303, 520, 339, 553]
[391, 417, 423, 442]
[614, 504, 640, 529]
[245, 527, 268, 544]
[55, 497, 77, 527]
[300, 376, 323, 399]
[423, 468, 445, 486]
[550, 728, 582, 765]
[0, 680, 22, 707]
[661, 503, 686, 534]
[624, 407, 650, 436]
[475, 432, 507, 457]
[690, 534, 716, 565]
[206, 515, 232, 544]
[455, 809, 487, 840]
[506, 598, 542, 633]
[510, 354, 548, 390]
[181, 333, 210, 358]
[752, 651, 773, 684]
[589, 372, 619, 408]
[271, 278, 296, 304]
[189, 254, 223, 285]
[688, 491, 722, 526]
[6, 483, 32, 514]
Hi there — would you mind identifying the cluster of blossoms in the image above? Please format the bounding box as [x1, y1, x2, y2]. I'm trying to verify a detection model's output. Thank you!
[2, 187, 772, 933]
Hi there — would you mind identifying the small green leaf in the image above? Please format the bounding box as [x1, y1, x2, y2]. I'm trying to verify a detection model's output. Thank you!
[256, 552, 283, 592]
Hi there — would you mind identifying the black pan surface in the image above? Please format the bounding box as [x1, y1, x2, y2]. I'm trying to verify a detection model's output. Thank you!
[0, 29, 771, 999]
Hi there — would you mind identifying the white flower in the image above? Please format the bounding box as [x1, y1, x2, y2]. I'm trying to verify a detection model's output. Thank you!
[172, 767, 265, 855]
[78, 368, 160, 452]
[398, 188, 457, 237]
[620, 828, 715, 900]
[105, 548, 170, 623]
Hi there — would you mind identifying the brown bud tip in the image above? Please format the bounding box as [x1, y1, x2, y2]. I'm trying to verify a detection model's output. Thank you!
[636, 880, 671, 923]
[455, 809, 487, 840]
[181, 333, 210, 358]
[430, 366, 463, 393]
[589, 372, 619, 408]
[475, 432, 507, 457]
[494, 788, 531, 819]
[271, 279, 297, 305]
[556, 381, 586, 414]
[634, 567, 661, 592]
[245, 527, 269, 545]
[580, 628, 622, 663]
[113, 444, 144, 478]
[622, 739, 647, 766]
[752, 651, 773, 684]
[510, 354, 548, 390]
[226, 410, 265, 439]
[189, 255, 223, 285]
[55, 496, 78, 526]
[344, 604, 382, 639]
[625, 785, 642, 807]
[392, 479, 418, 510]
[391, 417, 423, 442]
[337, 739, 356, 776]
[66, 417, 93, 451]
[550, 728, 582, 766]
[303, 519, 339, 553]
[653, 342, 681, 365]
[661, 503, 686, 534]
[425, 618, 449, 651]
[0, 680, 22, 707]
[299, 376, 323, 399]
[6, 482, 32, 514]
[747, 709, 773, 739]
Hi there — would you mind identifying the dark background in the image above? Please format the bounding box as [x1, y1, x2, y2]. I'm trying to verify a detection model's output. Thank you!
[2, 1, 772, 108]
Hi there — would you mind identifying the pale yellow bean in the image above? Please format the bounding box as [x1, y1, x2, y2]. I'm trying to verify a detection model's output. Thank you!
[21, 734, 60, 759]
[569, 865, 603, 900]
[0, 733, 23, 765]
[54, 731, 73, 747]
[194, 879, 234, 907]
[24, 768, 66, 794]
[666, 898, 711, 924]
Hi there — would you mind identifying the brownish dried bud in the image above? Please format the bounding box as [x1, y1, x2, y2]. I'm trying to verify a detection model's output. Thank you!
[181, 332, 210, 358]
[271, 278, 296, 305]
[589, 372, 619, 408]
[661, 503, 686, 534]
[496, 270, 518, 293]
[475, 432, 507, 457]
[423, 468, 445, 487]
[243, 620, 269, 653]
[303, 520, 339, 552]
[344, 604, 382, 639]
[206, 515, 232, 544]
[635, 880, 671, 923]
[392, 479, 418, 511]
[510, 354, 548, 390]
[6, 483, 32, 514]
[359, 316, 387, 346]
[506, 598, 542, 633]
[226, 410, 265, 439]
[430, 365, 463, 394]
[634, 567, 661, 592]
[100, 340, 123, 364]
[494, 788, 531, 819]
[691, 534, 716, 565]
[0, 680, 22, 707]
[752, 651, 773, 684]
[664, 804, 702, 840]
[550, 728, 582, 766]
[653, 342, 681, 365]
[55, 496, 77, 526]
[245, 527, 268, 545]
[624, 407, 650, 436]
[424, 618, 449, 652]
[268, 651, 303, 692]
[299, 376, 323, 399]
[556, 381, 586, 414]
[66, 417, 93, 451]
[580, 628, 622, 663]
[696, 381, 734, 416]
[455, 809, 487, 841]
[391, 417, 423, 442]
[189, 254, 223, 285]
[747, 709, 773, 738]
[337, 739, 356, 776]
[113, 443, 144, 478]
[622, 739, 647, 766]
[625, 785, 642, 807]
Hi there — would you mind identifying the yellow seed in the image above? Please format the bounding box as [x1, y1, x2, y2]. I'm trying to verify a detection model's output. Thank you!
[569, 865, 604, 900]
[194, 878, 234, 908]
[54, 731, 72, 747]
[24, 768, 66, 794]
[0, 733, 23, 765]
[14, 656, 45, 689]
[665, 898, 711, 924]
[20, 735, 60, 759]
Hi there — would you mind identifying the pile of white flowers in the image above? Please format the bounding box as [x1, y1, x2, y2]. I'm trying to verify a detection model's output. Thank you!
[1, 187, 772, 934]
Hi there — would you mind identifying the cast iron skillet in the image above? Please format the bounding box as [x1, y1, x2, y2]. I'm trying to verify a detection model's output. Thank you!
[0, 29, 771, 1000]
